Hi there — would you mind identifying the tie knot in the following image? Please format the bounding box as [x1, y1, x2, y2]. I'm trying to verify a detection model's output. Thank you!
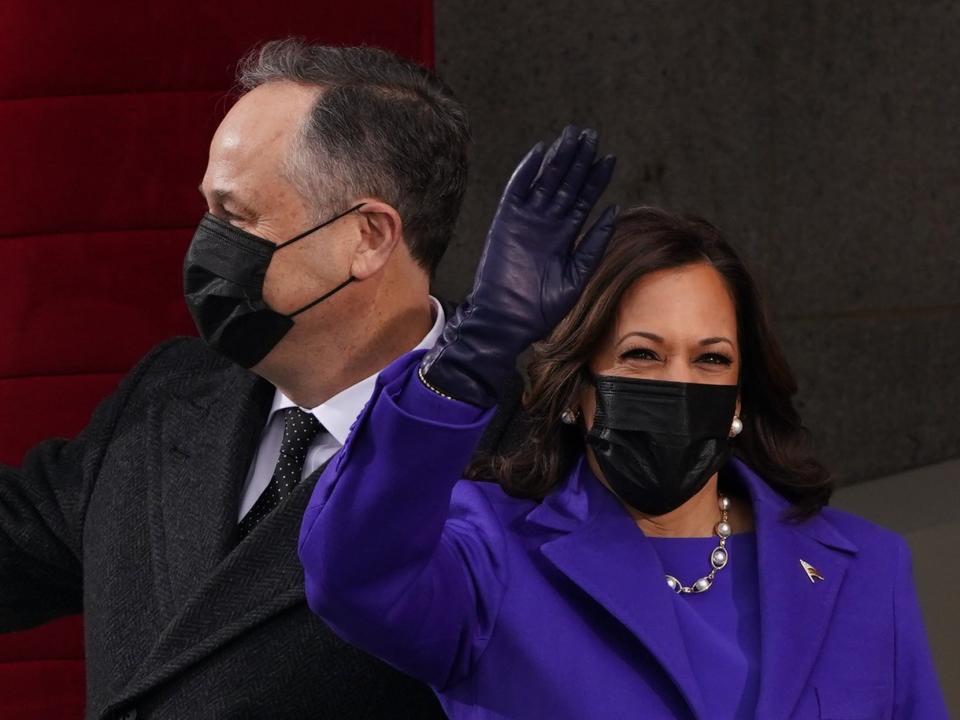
[278, 407, 323, 459]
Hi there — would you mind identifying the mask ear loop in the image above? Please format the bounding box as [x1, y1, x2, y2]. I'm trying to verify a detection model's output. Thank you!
[277, 202, 366, 318]
[275, 202, 366, 250]
[286, 276, 356, 318]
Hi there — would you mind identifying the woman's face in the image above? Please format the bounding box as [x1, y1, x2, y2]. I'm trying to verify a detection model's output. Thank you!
[580, 262, 741, 429]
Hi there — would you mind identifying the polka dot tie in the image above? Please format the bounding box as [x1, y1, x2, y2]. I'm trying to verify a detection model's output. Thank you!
[238, 407, 323, 540]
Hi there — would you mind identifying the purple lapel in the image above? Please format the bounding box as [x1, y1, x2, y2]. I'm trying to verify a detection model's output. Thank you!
[530, 457, 708, 720]
[728, 458, 858, 719]
[526, 455, 858, 720]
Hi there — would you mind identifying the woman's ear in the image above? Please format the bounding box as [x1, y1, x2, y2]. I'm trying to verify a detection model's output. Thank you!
[729, 394, 744, 438]
[349, 200, 404, 280]
[577, 378, 597, 432]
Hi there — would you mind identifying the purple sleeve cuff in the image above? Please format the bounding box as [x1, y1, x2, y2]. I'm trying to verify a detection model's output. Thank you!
[395, 365, 488, 426]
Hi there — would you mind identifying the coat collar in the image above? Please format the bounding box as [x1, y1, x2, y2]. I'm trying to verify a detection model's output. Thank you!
[532, 457, 707, 718]
[147, 362, 274, 612]
[733, 458, 857, 719]
[103, 361, 318, 718]
[529, 454, 857, 720]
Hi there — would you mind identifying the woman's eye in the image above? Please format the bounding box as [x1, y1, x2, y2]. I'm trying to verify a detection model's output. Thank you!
[621, 348, 660, 361]
[697, 353, 733, 366]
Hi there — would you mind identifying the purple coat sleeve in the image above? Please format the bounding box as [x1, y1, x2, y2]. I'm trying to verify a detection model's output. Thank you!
[298, 350, 508, 690]
[893, 539, 950, 718]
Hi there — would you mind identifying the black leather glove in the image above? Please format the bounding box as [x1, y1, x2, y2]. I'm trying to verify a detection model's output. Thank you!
[421, 124, 618, 407]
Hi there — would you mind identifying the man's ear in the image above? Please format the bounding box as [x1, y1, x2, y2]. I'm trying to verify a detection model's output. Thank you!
[350, 200, 404, 280]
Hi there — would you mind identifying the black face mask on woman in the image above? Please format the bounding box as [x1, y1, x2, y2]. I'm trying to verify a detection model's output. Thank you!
[183, 203, 364, 369]
[585, 374, 739, 516]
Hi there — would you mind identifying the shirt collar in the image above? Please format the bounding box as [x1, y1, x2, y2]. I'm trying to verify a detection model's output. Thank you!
[269, 295, 446, 445]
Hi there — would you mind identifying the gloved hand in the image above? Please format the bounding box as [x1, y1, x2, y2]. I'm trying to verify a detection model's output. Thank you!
[420, 124, 618, 407]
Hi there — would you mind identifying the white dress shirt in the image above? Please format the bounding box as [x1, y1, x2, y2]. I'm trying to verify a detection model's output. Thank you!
[237, 296, 446, 520]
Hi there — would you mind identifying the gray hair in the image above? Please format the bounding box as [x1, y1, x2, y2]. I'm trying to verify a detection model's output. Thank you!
[237, 39, 470, 275]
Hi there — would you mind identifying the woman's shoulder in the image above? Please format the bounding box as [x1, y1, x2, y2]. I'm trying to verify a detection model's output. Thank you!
[817, 504, 909, 559]
[734, 457, 908, 558]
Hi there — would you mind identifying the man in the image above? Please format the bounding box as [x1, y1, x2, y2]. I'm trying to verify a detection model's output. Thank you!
[0, 39, 494, 719]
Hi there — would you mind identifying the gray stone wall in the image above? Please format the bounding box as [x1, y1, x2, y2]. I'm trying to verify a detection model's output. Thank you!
[433, 0, 960, 484]
[435, 3, 960, 710]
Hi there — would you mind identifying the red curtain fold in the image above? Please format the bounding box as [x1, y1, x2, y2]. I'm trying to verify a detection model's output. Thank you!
[0, 3, 433, 717]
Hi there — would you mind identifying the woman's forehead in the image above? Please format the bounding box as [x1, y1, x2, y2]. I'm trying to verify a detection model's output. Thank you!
[613, 263, 738, 341]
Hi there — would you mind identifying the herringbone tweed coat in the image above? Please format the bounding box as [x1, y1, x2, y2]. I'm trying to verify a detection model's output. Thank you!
[0, 336, 522, 720]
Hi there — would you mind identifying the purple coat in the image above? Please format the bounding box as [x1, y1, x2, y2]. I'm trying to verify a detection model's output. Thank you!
[299, 351, 948, 719]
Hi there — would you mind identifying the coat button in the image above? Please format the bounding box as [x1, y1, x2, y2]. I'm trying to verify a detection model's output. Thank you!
[118, 710, 137, 720]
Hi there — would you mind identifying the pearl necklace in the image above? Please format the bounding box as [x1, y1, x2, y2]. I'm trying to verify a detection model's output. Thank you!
[664, 494, 732, 594]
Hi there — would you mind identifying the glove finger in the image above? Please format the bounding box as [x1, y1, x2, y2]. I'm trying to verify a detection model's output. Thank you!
[537, 125, 575, 179]
[571, 154, 616, 219]
[504, 141, 547, 201]
[530, 125, 582, 207]
[529, 132, 564, 195]
[571, 204, 619, 285]
[554, 129, 600, 215]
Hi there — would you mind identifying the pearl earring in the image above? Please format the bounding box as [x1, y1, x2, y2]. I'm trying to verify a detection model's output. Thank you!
[560, 408, 579, 425]
[730, 416, 743, 437]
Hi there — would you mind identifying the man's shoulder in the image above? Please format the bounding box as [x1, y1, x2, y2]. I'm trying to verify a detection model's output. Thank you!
[123, 336, 240, 397]
[137, 335, 227, 372]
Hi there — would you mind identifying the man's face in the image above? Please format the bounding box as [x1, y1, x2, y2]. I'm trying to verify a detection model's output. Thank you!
[198, 81, 360, 364]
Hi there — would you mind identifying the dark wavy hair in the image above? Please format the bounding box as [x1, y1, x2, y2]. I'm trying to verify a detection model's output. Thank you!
[236, 39, 470, 276]
[473, 206, 832, 519]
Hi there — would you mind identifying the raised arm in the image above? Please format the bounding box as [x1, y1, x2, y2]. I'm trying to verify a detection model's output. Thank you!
[298, 125, 617, 689]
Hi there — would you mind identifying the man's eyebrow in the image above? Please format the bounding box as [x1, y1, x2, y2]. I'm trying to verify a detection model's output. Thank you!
[198, 185, 257, 217]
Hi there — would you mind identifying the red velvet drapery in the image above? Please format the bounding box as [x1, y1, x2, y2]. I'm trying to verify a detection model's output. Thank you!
[0, 3, 433, 716]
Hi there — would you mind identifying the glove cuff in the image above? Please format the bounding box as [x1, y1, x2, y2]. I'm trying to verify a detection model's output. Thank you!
[420, 339, 515, 409]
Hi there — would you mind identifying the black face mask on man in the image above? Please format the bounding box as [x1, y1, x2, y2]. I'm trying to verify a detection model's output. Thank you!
[183, 203, 364, 369]
[585, 374, 739, 516]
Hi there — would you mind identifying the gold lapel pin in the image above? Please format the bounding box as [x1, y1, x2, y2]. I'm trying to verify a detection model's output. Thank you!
[800, 559, 825, 583]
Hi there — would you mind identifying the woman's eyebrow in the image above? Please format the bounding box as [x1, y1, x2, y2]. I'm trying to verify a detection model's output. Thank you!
[699, 336, 735, 348]
[617, 330, 664, 345]
[617, 332, 736, 348]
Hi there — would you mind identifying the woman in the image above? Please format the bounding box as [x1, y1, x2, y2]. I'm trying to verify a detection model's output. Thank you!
[298, 126, 947, 719]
